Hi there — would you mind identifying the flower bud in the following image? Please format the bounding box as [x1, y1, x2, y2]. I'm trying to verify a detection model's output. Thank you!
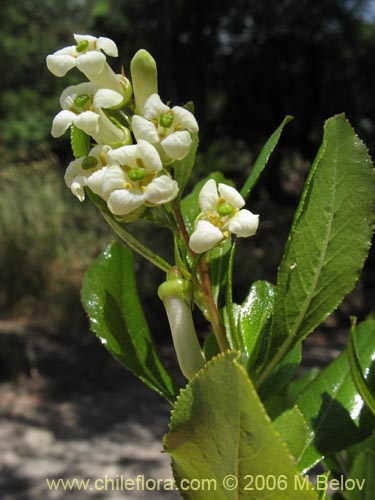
[158, 269, 206, 380]
[130, 49, 158, 113]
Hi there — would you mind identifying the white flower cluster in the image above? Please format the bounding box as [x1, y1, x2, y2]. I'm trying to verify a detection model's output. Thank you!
[47, 34, 258, 251]
[47, 34, 198, 220]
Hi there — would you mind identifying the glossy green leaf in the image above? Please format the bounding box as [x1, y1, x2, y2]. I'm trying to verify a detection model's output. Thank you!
[348, 319, 375, 416]
[265, 114, 375, 372]
[240, 115, 293, 200]
[286, 368, 320, 405]
[238, 280, 275, 372]
[346, 432, 375, 500]
[209, 238, 232, 305]
[202, 332, 220, 361]
[173, 133, 199, 197]
[81, 242, 179, 402]
[296, 319, 375, 472]
[273, 406, 310, 462]
[70, 124, 91, 159]
[164, 353, 318, 500]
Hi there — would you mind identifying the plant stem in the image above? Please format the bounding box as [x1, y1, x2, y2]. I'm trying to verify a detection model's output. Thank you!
[198, 260, 230, 352]
[171, 200, 195, 256]
[103, 212, 171, 273]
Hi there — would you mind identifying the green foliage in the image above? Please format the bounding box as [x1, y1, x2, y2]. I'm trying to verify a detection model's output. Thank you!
[164, 353, 318, 499]
[238, 280, 274, 374]
[263, 114, 375, 379]
[173, 133, 199, 198]
[240, 116, 293, 200]
[71, 125, 91, 159]
[348, 319, 375, 417]
[81, 242, 178, 402]
[294, 319, 375, 472]
[0, 158, 108, 315]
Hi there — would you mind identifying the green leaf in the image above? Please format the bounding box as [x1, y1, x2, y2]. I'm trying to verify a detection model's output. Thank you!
[348, 319, 375, 416]
[202, 332, 220, 361]
[173, 133, 199, 197]
[346, 432, 375, 500]
[265, 114, 375, 372]
[209, 238, 232, 305]
[238, 280, 275, 373]
[164, 353, 318, 500]
[70, 124, 91, 159]
[240, 115, 293, 200]
[295, 318, 375, 472]
[81, 242, 179, 402]
[286, 368, 320, 405]
[273, 406, 310, 462]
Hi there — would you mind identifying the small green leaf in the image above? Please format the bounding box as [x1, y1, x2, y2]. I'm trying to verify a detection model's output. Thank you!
[81, 242, 179, 402]
[238, 280, 275, 373]
[348, 318, 375, 416]
[202, 332, 220, 361]
[209, 239, 232, 305]
[164, 352, 318, 500]
[70, 124, 91, 159]
[240, 115, 293, 200]
[173, 133, 199, 197]
[296, 319, 375, 472]
[265, 114, 375, 372]
[273, 406, 310, 462]
[286, 368, 320, 405]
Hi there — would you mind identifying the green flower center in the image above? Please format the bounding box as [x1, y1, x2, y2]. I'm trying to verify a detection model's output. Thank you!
[217, 202, 234, 217]
[81, 156, 98, 170]
[74, 94, 91, 108]
[159, 112, 174, 128]
[76, 40, 89, 53]
[128, 167, 147, 181]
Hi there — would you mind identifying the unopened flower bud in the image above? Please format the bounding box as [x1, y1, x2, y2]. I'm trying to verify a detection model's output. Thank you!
[158, 270, 206, 380]
[130, 49, 158, 113]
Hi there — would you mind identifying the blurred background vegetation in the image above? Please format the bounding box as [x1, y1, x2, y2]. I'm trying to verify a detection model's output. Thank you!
[1, 0, 374, 339]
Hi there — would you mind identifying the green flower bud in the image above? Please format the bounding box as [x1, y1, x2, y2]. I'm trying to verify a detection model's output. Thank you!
[76, 40, 89, 53]
[158, 271, 206, 380]
[130, 49, 158, 113]
[74, 94, 90, 108]
[159, 112, 174, 128]
[81, 156, 98, 170]
[217, 202, 234, 216]
[128, 167, 146, 181]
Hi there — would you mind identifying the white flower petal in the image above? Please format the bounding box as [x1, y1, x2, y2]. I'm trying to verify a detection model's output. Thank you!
[64, 158, 84, 187]
[76, 51, 106, 75]
[145, 175, 179, 205]
[74, 34, 98, 47]
[161, 130, 192, 160]
[172, 106, 199, 133]
[132, 115, 159, 144]
[137, 140, 162, 173]
[218, 183, 245, 209]
[93, 89, 123, 109]
[142, 93, 169, 119]
[46, 53, 76, 77]
[70, 177, 87, 201]
[97, 37, 118, 57]
[199, 179, 219, 213]
[225, 209, 259, 237]
[88, 165, 125, 200]
[59, 82, 97, 109]
[189, 220, 224, 254]
[74, 111, 100, 136]
[51, 110, 76, 137]
[107, 144, 138, 167]
[107, 189, 145, 216]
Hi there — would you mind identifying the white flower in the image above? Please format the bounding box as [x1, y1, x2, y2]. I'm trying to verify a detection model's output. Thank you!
[189, 179, 259, 254]
[51, 82, 127, 145]
[46, 34, 118, 77]
[88, 140, 179, 216]
[132, 93, 199, 161]
[64, 145, 112, 201]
